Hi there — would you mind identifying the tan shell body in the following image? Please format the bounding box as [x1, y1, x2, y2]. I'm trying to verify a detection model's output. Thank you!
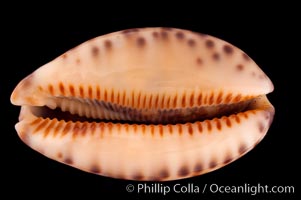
[11, 28, 274, 181]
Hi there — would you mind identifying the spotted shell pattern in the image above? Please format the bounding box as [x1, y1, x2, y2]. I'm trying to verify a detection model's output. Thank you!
[11, 28, 274, 181]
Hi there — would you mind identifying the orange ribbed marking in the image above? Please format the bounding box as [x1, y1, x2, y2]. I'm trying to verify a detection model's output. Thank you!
[111, 89, 115, 103]
[53, 120, 65, 137]
[104, 90, 108, 101]
[79, 86, 84, 97]
[155, 94, 159, 108]
[43, 119, 58, 138]
[206, 120, 212, 132]
[217, 91, 223, 104]
[69, 85, 75, 96]
[160, 94, 165, 109]
[226, 118, 232, 127]
[197, 122, 203, 133]
[59, 82, 65, 95]
[190, 93, 194, 107]
[96, 86, 101, 99]
[137, 92, 141, 108]
[88, 86, 93, 99]
[33, 119, 49, 133]
[166, 96, 171, 108]
[61, 121, 73, 137]
[225, 93, 232, 103]
[159, 125, 164, 137]
[168, 124, 173, 134]
[209, 92, 214, 105]
[30, 118, 43, 126]
[48, 84, 54, 95]
[197, 93, 202, 105]
[181, 93, 186, 107]
[173, 95, 178, 108]
[187, 123, 193, 135]
[177, 124, 182, 135]
[215, 119, 222, 130]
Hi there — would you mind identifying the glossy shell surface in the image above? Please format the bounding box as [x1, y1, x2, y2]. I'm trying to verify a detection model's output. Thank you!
[11, 28, 274, 181]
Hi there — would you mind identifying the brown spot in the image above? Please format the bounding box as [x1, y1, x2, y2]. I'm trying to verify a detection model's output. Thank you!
[242, 53, 250, 61]
[205, 39, 214, 48]
[259, 74, 265, 79]
[251, 71, 256, 77]
[137, 37, 146, 47]
[69, 85, 75, 96]
[239, 144, 247, 154]
[197, 122, 203, 133]
[91, 46, 99, 57]
[212, 52, 220, 60]
[190, 93, 194, 106]
[196, 57, 203, 66]
[258, 122, 265, 133]
[178, 166, 190, 177]
[88, 86, 93, 99]
[79, 86, 84, 97]
[122, 28, 139, 34]
[48, 84, 54, 95]
[158, 169, 169, 179]
[236, 64, 244, 71]
[187, 123, 193, 135]
[215, 119, 222, 130]
[243, 112, 248, 119]
[177, 124, 183, 135]
[64, 157, 73, 165]
[57, 152, 63, 159]
[194, 163, 203, 173]
[197, 93, 202, 105]
[209, 160, 217, 169]
[188, 39, 196, 47]
[90, 165, 101, 174]
[159, 125, 164, 137]
[152, 31, 159, 38]
[76, 58, 80, 64]
[62, 54, 67, 59]
[206, 120, 212, 132]
[104, 40, 112, 49]
[160, 31, 168, 39]
[132, 173, 144, 180]
[96, 86, 101, 99]
[223, 155, 233, 164]
[223, 44, 233, 54]
[226, 118, 232, 127]
[175, 31, 185, 40]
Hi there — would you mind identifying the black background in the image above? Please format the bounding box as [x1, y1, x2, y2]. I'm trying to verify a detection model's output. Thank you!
[2, 6, 298, 199]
